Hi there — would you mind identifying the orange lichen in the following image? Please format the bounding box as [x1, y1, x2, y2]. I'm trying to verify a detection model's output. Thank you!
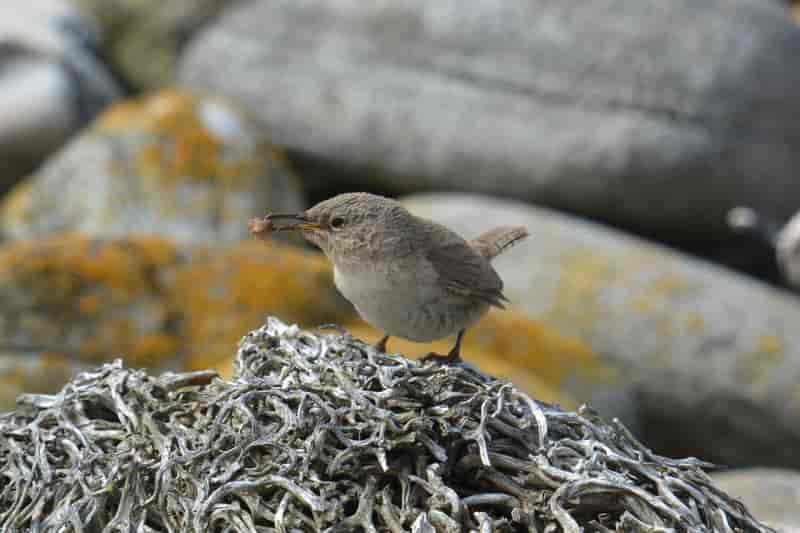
[0, 180, 35, 227]
[130, 333, 181, 366]
[78, 293, 103, 315]
[548, 250, 615, 331]
[739, 334, 788, 395]
[98, 89, 263, 187]
[0, 235, 181, 367]
[344, 307, 615, 404]
[632, 273, 690, 314]
[174, 241, 354, 370]
[756, 334, 784, 357]
[685, 312, 705, 335]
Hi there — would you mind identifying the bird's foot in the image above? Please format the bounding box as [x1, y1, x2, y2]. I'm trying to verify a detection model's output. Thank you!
[420, 351, 462, 365]
[373, 335, 390, 353]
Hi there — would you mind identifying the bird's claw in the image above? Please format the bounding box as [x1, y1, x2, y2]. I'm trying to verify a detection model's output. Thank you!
[420, 351, 462, 365]
[373, 335, 390, 353]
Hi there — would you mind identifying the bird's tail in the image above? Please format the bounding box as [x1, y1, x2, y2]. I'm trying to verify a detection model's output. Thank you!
[470, 226, 529, 260]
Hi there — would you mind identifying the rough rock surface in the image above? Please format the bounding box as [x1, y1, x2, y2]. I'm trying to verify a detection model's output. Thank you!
[0, 90, 304, 243]
[0, 235, 348, 409]
[0, 0, 121, 191]
[0, 234, 604, 411]
[403, 193, 800, 470]
[75, 0, 231, 90]
[0, 317, 773, 532]
[180, 0, 800, 242]
[713, 468, 800, 532]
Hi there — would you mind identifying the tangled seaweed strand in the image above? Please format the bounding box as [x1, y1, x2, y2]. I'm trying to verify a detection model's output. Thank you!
[0, 317, 773, 532]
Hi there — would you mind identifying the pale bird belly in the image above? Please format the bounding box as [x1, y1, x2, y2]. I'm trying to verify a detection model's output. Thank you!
[334, 266, 488, 342]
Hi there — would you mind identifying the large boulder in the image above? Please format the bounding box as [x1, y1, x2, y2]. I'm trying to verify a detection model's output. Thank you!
[0, 90, 304, 244]
[0, 0, 121, 192]
[0, 236, 349, 410]
[180, 0, 800, 244]
[402, 192, 800, 469]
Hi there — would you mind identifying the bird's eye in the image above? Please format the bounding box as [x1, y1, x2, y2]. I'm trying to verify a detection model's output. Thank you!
[330, 216, 346, 230]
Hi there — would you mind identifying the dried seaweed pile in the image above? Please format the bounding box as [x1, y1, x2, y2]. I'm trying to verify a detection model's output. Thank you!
[0, 317, 772, 532]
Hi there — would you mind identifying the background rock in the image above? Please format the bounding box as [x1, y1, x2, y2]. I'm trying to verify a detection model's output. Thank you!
[180, 0, 800, 249]
[346, 311, 610, 409]
[0, 0, 121, 192]
[403, 192, 800, 469]
[713, 468, 800, 531]
[0, 89, 304, 243]
[74, 0, 232, 90]
[0, 235, 348, 411]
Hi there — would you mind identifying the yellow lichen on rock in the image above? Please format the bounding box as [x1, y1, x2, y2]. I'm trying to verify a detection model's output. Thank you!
[98, 89, 257, 185]
[0, 235, 356, 391]
[346, 308, 615, 406]
[0, 88, 304, 245]
[0, 235, 183, 366]
[172, 241, 353, 370]
[549, 250, 616, 331]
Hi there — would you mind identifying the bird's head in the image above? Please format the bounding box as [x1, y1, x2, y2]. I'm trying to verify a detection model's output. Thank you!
[261, 193, 412, 262]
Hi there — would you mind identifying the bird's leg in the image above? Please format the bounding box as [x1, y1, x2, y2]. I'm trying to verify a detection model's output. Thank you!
[374, 334, 390, 353]
[421, 329, 466, 365]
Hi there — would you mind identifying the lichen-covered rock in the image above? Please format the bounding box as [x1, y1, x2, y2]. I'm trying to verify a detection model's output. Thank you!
[713, 468, 800, 532]
[347, 312, 610, 408]
[0, 318, 773, 532]
[75, 0, 230, 90]
[180, 0, 800, 244]
[0, 90, 304, 243]
[403, 193, 800, 470]
[0, 0, 121, 192]
[0, 235, 349, 406]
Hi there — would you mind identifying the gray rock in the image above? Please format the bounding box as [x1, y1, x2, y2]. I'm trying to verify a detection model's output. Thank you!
[402, 192, 800, 469]
[180, 0, 800, 242]
[0, 90, 304, 244]
[713, 468, 800, 531]
[0, 0, 121, 192]
[74, 0, 231, 90]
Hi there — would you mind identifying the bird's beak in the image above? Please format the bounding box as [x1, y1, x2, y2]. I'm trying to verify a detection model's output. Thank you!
[264, 213, 323, 232]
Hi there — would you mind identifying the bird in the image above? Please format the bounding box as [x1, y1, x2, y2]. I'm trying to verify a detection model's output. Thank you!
[248, 192, 528, 364]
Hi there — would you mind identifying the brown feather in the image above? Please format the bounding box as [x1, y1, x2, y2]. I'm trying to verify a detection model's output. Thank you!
[470, 226, 530, 260]
[426, 237, 508, 309]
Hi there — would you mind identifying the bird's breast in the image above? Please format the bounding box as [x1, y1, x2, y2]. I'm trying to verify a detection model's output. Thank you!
[332, 260, 487, 342]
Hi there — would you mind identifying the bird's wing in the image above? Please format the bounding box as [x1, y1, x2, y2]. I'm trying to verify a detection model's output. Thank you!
[426, 237, 508, 309]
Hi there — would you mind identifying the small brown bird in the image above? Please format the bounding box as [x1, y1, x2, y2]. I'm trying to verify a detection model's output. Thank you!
[249, 193, 528, 364]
